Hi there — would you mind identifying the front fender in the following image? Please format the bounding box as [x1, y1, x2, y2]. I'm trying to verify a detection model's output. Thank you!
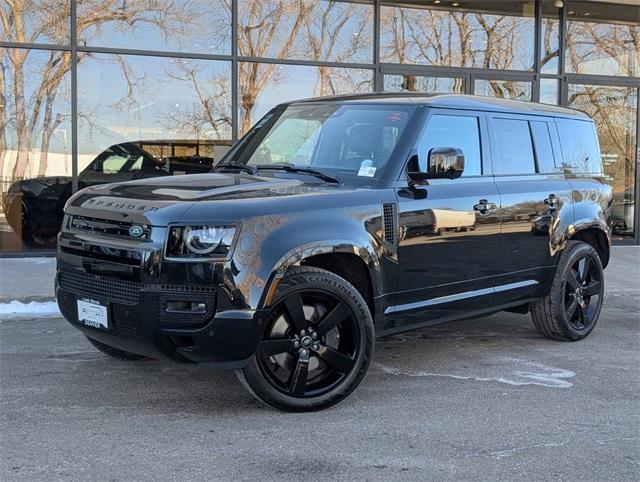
[263, 238, 383, 305]
[224, 210, 385, 310]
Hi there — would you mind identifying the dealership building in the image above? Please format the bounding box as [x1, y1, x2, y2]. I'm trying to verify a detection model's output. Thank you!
[0, 0, 638, 255]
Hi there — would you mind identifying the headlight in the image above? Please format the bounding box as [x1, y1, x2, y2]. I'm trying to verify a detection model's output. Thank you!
[166, 225, 237, 259]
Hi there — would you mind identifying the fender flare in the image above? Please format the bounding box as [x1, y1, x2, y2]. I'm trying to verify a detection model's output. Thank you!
[257, 238, 384, 309]
[551, 216, 611, 260]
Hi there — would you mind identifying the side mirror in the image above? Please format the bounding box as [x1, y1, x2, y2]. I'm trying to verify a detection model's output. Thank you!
[426, 147, 464, 179]
[406, 148, 465, 184]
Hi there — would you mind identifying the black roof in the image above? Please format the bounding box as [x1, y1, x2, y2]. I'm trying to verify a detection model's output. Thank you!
[287, 93, 589, 119]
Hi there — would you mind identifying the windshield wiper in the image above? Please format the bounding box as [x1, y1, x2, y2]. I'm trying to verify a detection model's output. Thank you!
[254, 164, 341, 184]
[212, 164, 256, 175]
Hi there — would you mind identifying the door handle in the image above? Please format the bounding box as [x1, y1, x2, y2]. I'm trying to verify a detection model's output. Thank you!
[473, 199, 497, 215]
[544, 194, 558, 210]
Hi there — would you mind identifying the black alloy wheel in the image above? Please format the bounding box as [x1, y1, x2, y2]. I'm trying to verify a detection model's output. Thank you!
[531, 241, 605, 341]
[563, 254, 603, 330]
[257, 289, 359, 398]
[238, 267, 374, 411]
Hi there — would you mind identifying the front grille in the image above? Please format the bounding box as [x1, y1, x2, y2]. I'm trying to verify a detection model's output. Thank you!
[70, 215, 151, 240]
[58, 269, 219, 321]
[59, 268, 141, 305]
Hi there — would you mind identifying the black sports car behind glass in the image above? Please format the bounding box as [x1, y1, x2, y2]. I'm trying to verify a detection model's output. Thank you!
[2, 139, 230, 248]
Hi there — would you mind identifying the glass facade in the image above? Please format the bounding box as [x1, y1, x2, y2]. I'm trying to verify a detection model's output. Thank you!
[1, 0, 639, 254]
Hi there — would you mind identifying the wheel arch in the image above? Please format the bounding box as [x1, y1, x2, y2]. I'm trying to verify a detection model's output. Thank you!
[258, 240, 383, 314]
[550, 190, 611, 269]
[552, 218, 611, 268]
[569, 226, 610, 268]
[299, 252, 374, 316]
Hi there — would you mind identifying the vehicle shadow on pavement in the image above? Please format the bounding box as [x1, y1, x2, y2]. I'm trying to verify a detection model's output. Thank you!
[35, 310, 580, 415]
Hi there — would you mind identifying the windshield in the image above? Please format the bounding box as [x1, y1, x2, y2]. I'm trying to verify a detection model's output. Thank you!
[85, 144, 150, 174]
[220, 103, 415, 184]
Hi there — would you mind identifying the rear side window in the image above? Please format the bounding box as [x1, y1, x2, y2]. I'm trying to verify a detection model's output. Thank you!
[530, 121, 556, 173]
[556, 119, 602, 174]
[492, 118, 536, 175]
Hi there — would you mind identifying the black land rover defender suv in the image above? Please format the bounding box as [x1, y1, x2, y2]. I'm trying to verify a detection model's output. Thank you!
[56, 94, 612, 412]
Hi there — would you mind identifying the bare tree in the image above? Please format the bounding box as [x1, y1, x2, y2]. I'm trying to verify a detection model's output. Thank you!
[566, 21, 639, 77]
[381, 5, 532, 74]
[159, 59, 232, 140]
[0, 49, 7, 178]
[302, 1, 372, 95]
[237, 0, 316, 134]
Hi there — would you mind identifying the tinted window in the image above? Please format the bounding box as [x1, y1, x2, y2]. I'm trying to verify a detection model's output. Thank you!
[530, 121, 557, 173]
[493, 118, 536, 175]
[556, 119, 602, 174]
[419, 115, 482, 176]
[102, 154, 130, 174]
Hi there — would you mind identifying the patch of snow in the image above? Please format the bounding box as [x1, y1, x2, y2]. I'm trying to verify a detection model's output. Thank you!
[23, 257, 55, 265]
[0, 300, 60, 318]
[374, 358, 575, 389]
[489, 440, 568, 459]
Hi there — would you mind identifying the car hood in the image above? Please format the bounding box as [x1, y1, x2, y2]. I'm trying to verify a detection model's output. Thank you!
[8, 175, 71, 193]
[65, 173, 361, 225]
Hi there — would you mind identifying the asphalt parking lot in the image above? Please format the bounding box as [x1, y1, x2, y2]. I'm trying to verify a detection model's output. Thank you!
[1, 251, 639, 481]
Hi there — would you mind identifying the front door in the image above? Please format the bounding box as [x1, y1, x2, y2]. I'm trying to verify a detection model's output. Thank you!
[390, 109, 501, 331]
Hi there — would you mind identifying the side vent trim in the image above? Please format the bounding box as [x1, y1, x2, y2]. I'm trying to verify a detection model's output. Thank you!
[382, 202, 398, 257]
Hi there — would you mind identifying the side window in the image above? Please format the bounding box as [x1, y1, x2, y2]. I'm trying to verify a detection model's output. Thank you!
[102, 154, 129, 174]
[492, 118, 536, 175]
[530, 121, 556, 173]
[556, 119, 602, 174]
[419, 114, 482, 176]
[128, 156, 144, 172]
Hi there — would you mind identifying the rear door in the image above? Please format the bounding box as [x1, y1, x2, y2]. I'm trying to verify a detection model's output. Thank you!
[391, 109, 501, 330]
[487, 113, 573, 304]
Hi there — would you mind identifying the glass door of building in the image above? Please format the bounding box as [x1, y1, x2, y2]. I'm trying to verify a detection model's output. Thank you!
[567, 81, 639, 241]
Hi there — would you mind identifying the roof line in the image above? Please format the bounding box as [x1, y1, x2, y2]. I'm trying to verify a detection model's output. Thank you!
[282, 93, 589, 119]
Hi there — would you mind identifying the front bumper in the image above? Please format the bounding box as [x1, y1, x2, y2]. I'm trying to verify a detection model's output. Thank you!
[57, 277, 267, 368]
[56, 223, 267, 368]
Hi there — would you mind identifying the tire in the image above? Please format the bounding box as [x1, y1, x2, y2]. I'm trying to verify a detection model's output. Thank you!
[85, 335, 147, 361]
[530, 241, 604, 341]
[237, 267, 374, 412]
[5, 198, 26, 237]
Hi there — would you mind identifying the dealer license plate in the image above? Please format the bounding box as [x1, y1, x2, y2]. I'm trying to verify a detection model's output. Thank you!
[77, 298, 109, 330]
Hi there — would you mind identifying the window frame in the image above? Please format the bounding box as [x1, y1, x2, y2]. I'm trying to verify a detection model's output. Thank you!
[529, 119, 562, 174]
